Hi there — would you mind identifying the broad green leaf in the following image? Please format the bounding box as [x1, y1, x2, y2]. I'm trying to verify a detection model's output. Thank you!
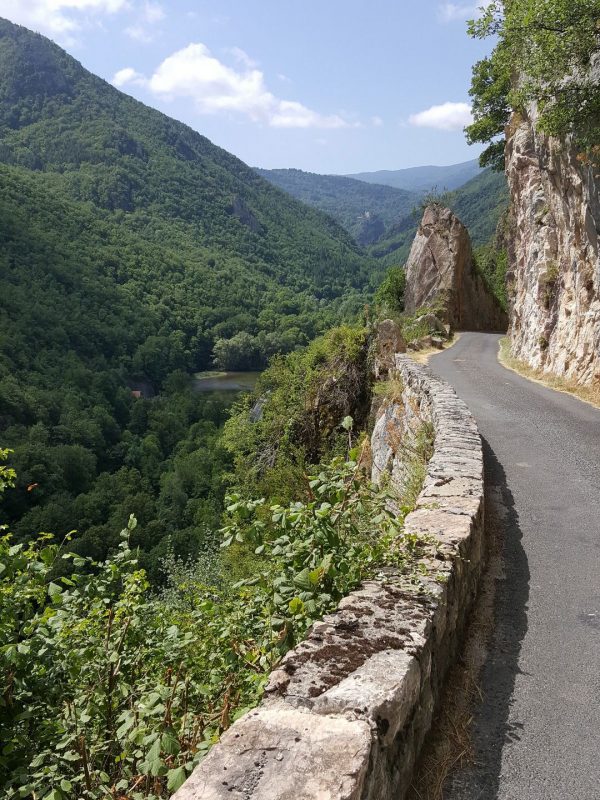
[288, 597, 304, 614]
[167, 766, 188, 792]
[161, 732, 180, 755]
[293, 568, 312, 591]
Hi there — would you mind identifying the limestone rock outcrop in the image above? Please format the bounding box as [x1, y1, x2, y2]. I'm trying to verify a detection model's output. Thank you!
[373, 319, 406, 379]
[404, 205, 507, 332]
[505, 108, 600, 385]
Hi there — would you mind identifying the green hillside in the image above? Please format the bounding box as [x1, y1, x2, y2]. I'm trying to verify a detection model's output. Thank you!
[256, 167, 418, 244]
[258, 162, 509, 262]
[0, 18, 380, 564]
[444, 168, 510, 245]
[368, 168, 509, 265]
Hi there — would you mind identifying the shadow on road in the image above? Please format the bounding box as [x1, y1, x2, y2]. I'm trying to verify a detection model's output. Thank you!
[444, 438, 531, 798]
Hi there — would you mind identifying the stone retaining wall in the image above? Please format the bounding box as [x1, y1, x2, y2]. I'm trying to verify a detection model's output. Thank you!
[174, 356, 485, 800]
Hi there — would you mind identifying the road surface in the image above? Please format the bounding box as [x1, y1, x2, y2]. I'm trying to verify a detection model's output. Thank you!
[429, 333, 600, 800]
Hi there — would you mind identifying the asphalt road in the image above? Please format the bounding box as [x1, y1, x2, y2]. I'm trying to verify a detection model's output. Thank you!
[428, 333, 600, 800]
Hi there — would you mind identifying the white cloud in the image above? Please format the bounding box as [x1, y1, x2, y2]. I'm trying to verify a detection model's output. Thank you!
[124, 25, 151, 41]
[437, 2, 481, 22]
[125, 1, 164, 42]
[226, 47, 257, 69]
[142, 1, 163, 23]
[0, 0, 128, 39]
[409, 101, 473, 131]
[371, 115, 384, 127]
[118, 42, 352, 129]
[112, 66, 146, 87]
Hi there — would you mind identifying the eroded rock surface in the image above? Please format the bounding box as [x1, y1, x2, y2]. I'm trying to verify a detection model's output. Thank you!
[506, 108, 600, 385]
[404, 205, 507, 332]
[373, 318, 406, 379]
[175, 706, 372, 800]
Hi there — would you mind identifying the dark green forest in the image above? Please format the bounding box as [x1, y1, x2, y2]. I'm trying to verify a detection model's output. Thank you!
[255, 168, 418, 245]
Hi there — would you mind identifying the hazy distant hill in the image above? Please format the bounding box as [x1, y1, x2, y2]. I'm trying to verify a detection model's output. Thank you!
[346, 158, 483, 193]
[255, 168, 418, 245]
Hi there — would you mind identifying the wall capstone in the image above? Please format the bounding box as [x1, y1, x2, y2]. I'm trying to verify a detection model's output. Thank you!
[173, 356, 485, 800]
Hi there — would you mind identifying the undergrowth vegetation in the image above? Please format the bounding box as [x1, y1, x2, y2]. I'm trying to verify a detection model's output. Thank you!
[1, 437, 430, 799]
[223, 324, 372, 503]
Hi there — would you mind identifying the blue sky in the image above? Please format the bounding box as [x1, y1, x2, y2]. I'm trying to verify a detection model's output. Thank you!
[0, 1, 493, 173]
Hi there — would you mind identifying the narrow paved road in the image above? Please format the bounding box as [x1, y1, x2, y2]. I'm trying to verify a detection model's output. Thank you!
[429, 333, 600, 800]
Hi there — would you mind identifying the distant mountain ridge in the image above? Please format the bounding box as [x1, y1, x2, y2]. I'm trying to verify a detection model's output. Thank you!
[255, 168, 418, 245]
[346, 159, 483, 193]
[258, 160, 508, 264]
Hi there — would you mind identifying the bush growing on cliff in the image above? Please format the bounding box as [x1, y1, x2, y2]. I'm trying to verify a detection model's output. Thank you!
[374, 265, 406, 316]
[466, 0, 600, 165]
[222, 324, 372, 503]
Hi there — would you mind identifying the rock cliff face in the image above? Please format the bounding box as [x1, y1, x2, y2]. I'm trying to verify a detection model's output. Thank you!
[506, 108, 600, 385]
[372, 319, 406, 380]
[404, 205, 507, 332]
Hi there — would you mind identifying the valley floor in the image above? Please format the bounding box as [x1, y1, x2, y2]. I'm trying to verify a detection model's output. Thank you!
[428, 333, 600, 799]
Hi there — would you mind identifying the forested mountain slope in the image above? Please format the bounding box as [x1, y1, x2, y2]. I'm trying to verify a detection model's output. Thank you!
[255, 167, 418, 244]
[0, 17, 379, 565]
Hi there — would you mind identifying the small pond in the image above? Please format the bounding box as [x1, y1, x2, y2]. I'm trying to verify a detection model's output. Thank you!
[192, 370, 261, 393]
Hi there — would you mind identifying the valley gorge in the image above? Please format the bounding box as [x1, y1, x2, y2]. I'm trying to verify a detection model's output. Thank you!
[1, 3, 599, 800]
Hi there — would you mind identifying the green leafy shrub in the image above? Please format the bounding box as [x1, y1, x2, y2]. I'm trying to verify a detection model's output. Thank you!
[374, 265, 406, 316]
[221, 455, 417, 647]
[1, 443, 430, 799]
[223, 325, 372, 503]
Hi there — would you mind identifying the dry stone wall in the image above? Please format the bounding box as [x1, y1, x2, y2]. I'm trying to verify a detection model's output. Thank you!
[173, 357, 486, 800]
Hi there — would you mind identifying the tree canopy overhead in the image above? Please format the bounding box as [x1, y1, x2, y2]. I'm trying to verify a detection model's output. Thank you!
[466, 0, 600, 167]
